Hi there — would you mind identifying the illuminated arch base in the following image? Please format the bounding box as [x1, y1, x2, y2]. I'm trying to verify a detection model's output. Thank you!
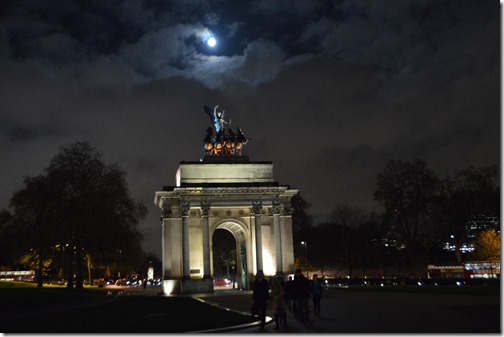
[154, 158, 298, 295]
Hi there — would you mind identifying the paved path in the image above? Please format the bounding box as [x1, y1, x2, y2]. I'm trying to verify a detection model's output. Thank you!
[196, 288, 501, 333]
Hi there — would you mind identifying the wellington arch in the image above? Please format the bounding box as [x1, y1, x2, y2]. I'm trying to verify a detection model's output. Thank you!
[154, 105, 298, 295]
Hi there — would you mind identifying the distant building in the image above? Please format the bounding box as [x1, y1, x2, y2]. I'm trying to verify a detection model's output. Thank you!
[0, 270, 35, 282]
[443, 213, 500, 254]
[427, 265, 464, 278]
[463, 261, 500, 278]
[427, 261, 500, 279]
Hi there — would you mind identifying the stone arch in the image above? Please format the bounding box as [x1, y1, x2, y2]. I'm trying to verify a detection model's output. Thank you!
[211, 219, 248, 244]
[155, 160, 298, 294]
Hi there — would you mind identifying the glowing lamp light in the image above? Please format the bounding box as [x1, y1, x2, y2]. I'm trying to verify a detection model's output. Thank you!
[162, 280, 177, 295]
[207, 37, 217, 47]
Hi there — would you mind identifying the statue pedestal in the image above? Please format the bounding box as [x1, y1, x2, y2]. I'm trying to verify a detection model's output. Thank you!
[200, 155, 250, 164]
[176, 161, 274, 185]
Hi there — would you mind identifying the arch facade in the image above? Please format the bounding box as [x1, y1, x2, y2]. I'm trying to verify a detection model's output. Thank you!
[154, 161, 298, 294]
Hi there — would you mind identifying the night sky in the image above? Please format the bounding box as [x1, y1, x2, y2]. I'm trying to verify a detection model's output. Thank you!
[0, 1, 500, 258]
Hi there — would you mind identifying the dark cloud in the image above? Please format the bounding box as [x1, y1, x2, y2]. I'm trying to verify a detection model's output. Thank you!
[0, 0, 499, 257]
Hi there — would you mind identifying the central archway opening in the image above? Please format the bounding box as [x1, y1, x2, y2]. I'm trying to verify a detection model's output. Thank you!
[212, 221, 249, 290]
[212, 228, 237, 289]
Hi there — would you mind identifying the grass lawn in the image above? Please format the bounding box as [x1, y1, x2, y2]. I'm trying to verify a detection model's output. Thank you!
[0, 282, 257, 333]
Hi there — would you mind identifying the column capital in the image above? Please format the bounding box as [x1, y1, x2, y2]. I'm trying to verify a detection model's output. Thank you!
[251, 201, 262, 215]
[201, 201, 211, 216]
[180, 201, 190, 217]
[161, 208, 172, 219]
[283, 207, 293, 216]
[269, 200, 281, 215]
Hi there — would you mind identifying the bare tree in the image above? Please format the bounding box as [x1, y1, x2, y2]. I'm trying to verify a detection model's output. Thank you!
[329, 203, 369, 277]
[374, 158, 439, 248]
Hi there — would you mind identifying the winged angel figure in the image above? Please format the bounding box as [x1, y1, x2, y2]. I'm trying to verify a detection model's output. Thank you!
[204, 105, 231, 133]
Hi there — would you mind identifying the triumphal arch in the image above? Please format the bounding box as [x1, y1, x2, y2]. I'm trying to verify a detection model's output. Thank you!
[154, 105, 298, 294]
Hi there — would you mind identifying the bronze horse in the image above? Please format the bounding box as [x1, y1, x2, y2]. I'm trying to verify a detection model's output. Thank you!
[203, 127, 214, 156]
[203, 126, 250, 157]
[234, 127, 250, 156]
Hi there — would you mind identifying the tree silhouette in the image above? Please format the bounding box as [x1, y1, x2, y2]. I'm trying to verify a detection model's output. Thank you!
[9, 175, 60, 287]
[329, 203, 369, 277]
[3, 141, 146, 288]
[374, 158, 439, 273]
[291, 194, 314, 260]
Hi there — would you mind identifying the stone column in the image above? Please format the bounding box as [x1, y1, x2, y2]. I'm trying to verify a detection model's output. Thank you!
[252, 201, 263, 272]
[161, 218, 166, 278]
[283, 206, 295, 273]
[201, 201, 211, 279]
[161, 208, 172, 278]
[272, 200, 283, 274]
[180, 201, 190, 280]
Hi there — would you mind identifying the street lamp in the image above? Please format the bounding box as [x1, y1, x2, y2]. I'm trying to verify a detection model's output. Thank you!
[301, 241, 308, 278]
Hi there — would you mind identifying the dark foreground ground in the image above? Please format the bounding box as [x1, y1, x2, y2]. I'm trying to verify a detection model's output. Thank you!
[0, 282, 500, 333]
[0, 284, 257, 333]
[201, 286, 501, 333]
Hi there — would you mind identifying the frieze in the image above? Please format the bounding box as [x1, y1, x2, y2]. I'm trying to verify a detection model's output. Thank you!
[169, 187, 292, 197]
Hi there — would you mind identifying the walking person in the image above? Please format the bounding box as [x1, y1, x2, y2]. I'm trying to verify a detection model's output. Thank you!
[285, 276, 295, 313]
[293, 268, 310, 323]
[278, 276, 288, 323]
[311, 274, 323, 317]
[252, 270, 270, 331]
[270, 277, 287, 330]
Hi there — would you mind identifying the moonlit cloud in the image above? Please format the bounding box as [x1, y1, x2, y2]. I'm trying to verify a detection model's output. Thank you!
[204, 12, 220, 25]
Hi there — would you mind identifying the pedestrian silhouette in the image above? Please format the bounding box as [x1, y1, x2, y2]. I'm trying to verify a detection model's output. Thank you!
[293, 268, 310, 323]
[271, 276, 287, 330]
[311, 273, 323, 317]
[252, 270, 269, 330]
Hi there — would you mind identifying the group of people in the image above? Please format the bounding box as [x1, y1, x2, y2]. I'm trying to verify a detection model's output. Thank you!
[252, 269, 323, 331]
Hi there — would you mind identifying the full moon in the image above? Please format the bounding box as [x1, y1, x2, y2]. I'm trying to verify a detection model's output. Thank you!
[207, 37, 216, 47]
